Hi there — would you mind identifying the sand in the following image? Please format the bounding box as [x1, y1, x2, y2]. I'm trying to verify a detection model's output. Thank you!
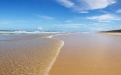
[49, 33, 121, 75]
[1, 33, 121, 75]
[99, 32, 121, 36]
[0, 34, 64, 75]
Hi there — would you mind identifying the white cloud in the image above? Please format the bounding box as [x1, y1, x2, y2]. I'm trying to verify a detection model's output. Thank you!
[54, 24, 86, 28]
[116, 9, 121, 13]
[89, 23, 106, 26]
[57, 0, 116, 12]
[78, 11, 89, 13]
[83, 0, 116, 10]
[90, 27, 106, 31]
[57, 0, 74, 8]
[87, 14, 120, 22]
[38, 27, 43, 30]
[99, 10, 109, 13]
[38, 15, 54, 19]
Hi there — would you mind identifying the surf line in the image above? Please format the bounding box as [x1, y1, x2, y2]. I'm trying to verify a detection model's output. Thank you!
[43, 34, 65, 75]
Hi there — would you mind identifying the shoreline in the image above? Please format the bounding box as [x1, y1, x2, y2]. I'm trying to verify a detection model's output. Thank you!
[1, 33, 121, 75]
[46, 40, 64, 75]
[49, 33, 121, 75]
[0, 33, 65, 75]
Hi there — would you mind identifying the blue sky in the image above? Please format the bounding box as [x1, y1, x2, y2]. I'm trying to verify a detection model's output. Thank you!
[0, 0, 121, 32]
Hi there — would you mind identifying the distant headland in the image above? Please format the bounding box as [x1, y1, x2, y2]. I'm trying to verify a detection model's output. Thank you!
[99, 29, 121, 33]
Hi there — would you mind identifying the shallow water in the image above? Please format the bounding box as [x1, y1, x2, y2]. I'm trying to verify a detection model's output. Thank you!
[0, 34, 64, 75]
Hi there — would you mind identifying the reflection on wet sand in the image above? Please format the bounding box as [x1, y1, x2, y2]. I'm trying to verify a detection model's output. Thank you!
[0, 35, 64, 75]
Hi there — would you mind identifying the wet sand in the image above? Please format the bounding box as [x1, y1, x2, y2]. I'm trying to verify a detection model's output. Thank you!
[0, 34, 64, 75]
[49, 33, 121, 75]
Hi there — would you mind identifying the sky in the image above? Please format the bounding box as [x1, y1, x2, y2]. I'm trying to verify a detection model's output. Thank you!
[0, 0, 121, 32]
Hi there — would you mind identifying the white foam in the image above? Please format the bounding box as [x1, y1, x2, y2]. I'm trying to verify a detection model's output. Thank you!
[45, 40, 64, 75]
[0, 30, 65, 33]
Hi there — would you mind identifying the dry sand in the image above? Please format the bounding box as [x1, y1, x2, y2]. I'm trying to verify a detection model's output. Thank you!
[99, 32, 121, 36]
[0, 35, 64, 75]
[49, 33, 121, 75]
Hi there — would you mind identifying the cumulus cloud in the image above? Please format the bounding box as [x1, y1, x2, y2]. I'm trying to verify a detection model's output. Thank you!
[116, 9, 121, 13]
[57, 0, 116, 12]
[38, 27, 43, 30]
[87, 14, 120, 22]
[83, 0, 116, 10]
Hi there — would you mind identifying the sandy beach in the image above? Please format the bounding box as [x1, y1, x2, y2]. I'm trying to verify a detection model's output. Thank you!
[1, 0, 121, 74]
[99, 32, 121, 36]
[1, 33, 121, 75]
[49, 33, 121, 75]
